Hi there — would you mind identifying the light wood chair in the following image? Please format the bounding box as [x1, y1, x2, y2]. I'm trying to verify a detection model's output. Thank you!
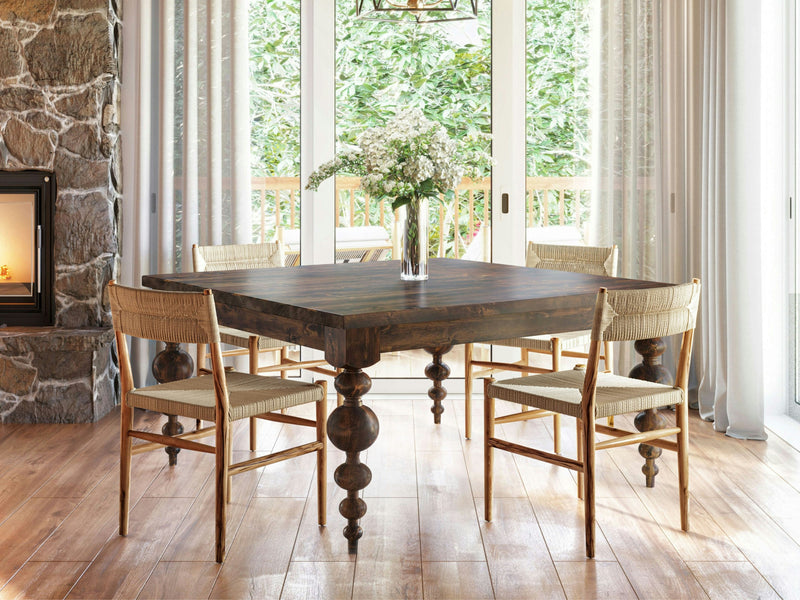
[464, 243, 619, 440]
[483, 279, 700, 557]
[109, 282, 327, 563]
[193, 242, 339, 449]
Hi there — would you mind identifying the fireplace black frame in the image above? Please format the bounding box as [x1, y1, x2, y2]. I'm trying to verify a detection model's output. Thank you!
[0, 170, 55, 326]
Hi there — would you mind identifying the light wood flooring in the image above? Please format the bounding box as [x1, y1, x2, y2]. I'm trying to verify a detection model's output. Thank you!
[1, 394, 799, 599]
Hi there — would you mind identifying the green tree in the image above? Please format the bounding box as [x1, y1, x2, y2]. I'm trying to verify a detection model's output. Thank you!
[249, 0, 591, 245]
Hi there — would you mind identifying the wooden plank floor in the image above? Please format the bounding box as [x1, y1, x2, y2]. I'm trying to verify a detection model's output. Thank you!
[1, 396, 799, 599]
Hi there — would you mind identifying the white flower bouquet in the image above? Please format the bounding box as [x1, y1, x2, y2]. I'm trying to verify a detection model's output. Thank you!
[306, 107, 491, 210]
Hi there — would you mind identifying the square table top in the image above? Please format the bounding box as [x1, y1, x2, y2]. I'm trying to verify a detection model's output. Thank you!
[143, 258, 667, 367]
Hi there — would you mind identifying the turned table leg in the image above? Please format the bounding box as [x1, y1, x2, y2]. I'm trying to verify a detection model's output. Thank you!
[327, 367, 379, 554]
[424, 345, 452, 425]
[629, 338, 671, 488]
[151, 342, 194, 466]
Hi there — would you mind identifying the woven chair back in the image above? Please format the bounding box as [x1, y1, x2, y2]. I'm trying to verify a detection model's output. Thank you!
[591, 280, 701, 343]
[526, 242, 618, 277]
[108, 283, 220, 345]
[192, 242, 283, 272]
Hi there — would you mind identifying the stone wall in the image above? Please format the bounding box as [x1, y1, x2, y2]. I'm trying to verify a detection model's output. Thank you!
[0, 0, 120, 422]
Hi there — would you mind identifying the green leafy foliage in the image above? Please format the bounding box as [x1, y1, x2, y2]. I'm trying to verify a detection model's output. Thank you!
[249, 0, 591, 248]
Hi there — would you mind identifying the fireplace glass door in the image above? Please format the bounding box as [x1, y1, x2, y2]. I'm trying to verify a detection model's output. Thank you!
[0, 170, 54, 326]
[0, 193, 36, 299]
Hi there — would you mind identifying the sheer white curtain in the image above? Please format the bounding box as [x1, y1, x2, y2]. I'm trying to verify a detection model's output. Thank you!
[590, 0, 771, 439]
[590, 0, 661, 283]
[121, 0, 253, 384]
[679, 0, 769, 439]
[590, 0, 662, 375]
[657, 0, 774, 439]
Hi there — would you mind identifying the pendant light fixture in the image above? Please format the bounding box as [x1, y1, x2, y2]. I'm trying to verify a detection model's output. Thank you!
[355, 0, 478, 24]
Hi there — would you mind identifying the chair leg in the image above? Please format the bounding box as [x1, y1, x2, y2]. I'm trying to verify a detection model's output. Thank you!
[464, 343, 473, 439]
[119, 405, 133, 536]
[280, 346, 289, 377]
[576, 417, 584, 500]
[197, 343, 207, 376]
[280, 347, 288, 415]
[484, 378, 495, 522]
[249, 336, 259, 452]
[677, 400, 690, 531]
[553, 414, 562, 455]
[316, 382, 328, 526]
[552, 338, 561, 453]
[582, 413, 596, 558]
[215, 420, 230, 563]
[520, 348, 529, 412]
[226, 428, 233, 504]
[604, 341, 614, 427]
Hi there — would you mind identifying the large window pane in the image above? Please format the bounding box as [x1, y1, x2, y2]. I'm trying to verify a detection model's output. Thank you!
[250, 0, 301, 264]
[526, 0, 591, 244]
[335, 1, 491, 263]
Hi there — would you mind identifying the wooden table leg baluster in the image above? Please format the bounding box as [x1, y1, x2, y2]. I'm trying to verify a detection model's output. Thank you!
[424, 345, 452, 425]
[151, 341, 194, 466]
[326, 367, 379, 554]
[629, 338, 671, 488]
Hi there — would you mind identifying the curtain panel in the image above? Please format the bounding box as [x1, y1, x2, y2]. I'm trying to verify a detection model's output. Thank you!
[590, 0, 768, 439]
[683, 0, 768, 439]
[121, 0, 252, 385]
[590, 0, 662, 375]
[661, 0, 768, 439]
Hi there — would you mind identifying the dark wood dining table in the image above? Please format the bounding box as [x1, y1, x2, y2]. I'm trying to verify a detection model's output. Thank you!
[143, 258, 669, 553]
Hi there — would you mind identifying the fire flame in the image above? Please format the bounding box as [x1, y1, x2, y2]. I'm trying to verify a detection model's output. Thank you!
[0, 265, 10, 280]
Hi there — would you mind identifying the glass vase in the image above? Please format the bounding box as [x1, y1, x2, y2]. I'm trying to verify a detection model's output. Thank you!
[399, 196, 428, 281]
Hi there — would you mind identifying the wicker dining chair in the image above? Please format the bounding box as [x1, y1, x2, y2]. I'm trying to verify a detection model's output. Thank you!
[484, 279, 700, 557]
[193, 242, 339, 450]
[464, 243, 618, 440]
[109, 282, 327, 563]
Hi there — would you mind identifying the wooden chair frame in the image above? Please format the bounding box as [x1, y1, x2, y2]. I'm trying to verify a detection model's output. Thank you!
[464, 243, 618, 440]
[192, 242, 341, 450]
[111, 283, 327, 563]
[484, 279, 699, 558]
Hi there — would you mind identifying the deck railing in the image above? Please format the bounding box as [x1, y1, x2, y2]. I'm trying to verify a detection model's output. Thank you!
[251, 175, 591, 259]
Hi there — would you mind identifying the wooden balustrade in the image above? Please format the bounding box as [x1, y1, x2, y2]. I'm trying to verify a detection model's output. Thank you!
[250, 175, 590, 258]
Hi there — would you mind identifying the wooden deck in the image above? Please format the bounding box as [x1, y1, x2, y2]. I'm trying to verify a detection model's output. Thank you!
[0, 396, 798, 599]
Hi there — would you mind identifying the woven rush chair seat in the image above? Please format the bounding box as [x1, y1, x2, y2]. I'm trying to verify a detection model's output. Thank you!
[464, 242, 619, 441]
[488, 369, 684, 419]
[128, 370, 324, 422]
[483, 279, 701, 558]
[109, 282, 328, 563]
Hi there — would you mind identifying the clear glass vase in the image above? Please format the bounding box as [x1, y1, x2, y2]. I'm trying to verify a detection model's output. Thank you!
[399, 196, 428, 281]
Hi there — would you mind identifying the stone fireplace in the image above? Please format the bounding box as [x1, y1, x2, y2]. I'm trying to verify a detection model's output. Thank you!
[0, 0, 120, 422]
